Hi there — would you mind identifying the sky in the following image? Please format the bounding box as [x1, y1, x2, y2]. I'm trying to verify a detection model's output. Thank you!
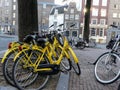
[55, 0, 82, 11]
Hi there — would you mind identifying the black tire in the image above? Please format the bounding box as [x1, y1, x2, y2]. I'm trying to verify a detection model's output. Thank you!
[71, 62, 81, 75]
[94, 52, 120, 84]
[67, 49, 81, 75]
[12, 49, 50, 90]
[57, 34, 64, 46]
[117, 84, 120, 90]
[2, 49, 18, 86]
[60, 58, 72, 71]
[55, 47, 72, 71]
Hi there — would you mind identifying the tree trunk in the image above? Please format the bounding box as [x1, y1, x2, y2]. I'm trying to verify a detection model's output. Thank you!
[83, 0, 91, 43]
[18, 0, 38, 41]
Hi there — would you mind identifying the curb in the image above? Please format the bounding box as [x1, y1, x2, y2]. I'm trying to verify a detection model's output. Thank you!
[0, 34, 17, 38]
[56, 72, 69, 90]
[0, 86, 17, 90]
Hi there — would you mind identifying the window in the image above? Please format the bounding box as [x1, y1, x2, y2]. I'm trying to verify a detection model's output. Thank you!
[65, 14, 69, 19]
[91, 28, 96, 36]
[13, 5, 16, 10]
[43, 12, 46, 16]
[113, 21, 116, 25]
[13, 0, 16, 2]
[119, 13, 120, 18]
[119, 5, 120, 9]
[75, 14, 79, 20]
[65, 31, 69, 36]
[72, 31, 77, 37]
[70, 15, 74, 20]
[92, 8, 98, 16]
[99, 28, 103, 37]
[93, 0, 99, 6]
[74, 22, 79, 29]
[100, 19, 106, 25]
[4, 25, 8, 31]
[5, 0, 9, 6]
[43, 4, 46, 9]
[0, 0, 1, 4]
[101, 9, 106, 17]
[13, 13, 16, 18]
[114, 4, 118, 9]
[70, 9, 74, 13]
[102, 0, 107, 6]
[91, 19, 97, 24]
[13, 21, 16, 25]
[113, 13, 117, 18]
[5, 17, 8, 23]
[5, 10, 9, 14]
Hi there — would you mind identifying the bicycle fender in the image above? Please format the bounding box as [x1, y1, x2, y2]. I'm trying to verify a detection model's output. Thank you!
[13, 49, 28, 62]
[1, 49, 13, 63]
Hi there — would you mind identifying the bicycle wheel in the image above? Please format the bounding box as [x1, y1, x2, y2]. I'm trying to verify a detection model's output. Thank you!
[12, 49, 50, 90]
[55, 47, 71, 71]
[67, 48, 81, 75]
[93, 52, 109, 65]
[2, 49, 18, 86]
[60, 57, 71, 71]
[94, 52, 120, 84]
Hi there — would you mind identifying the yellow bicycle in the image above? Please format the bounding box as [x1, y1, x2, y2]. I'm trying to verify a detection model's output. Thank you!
[12, 32, 80, 90]
[1, 35, 37, 86]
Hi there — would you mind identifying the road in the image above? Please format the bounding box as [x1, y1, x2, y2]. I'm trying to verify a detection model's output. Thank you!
[0, 36, 18, 51]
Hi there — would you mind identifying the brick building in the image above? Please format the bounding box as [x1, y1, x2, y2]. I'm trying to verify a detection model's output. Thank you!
[81, 0, 110, 43]
[107, 0, 120, 42]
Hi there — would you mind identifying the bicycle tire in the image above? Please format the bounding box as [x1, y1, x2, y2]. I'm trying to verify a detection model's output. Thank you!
[57, 34, 64, 46]
[94, 52, 120, 84]
[55, 47, 72, 71]
[67, 49, 81, 75]
[12, 49, 50, 90]
[2, 49, 18, 86]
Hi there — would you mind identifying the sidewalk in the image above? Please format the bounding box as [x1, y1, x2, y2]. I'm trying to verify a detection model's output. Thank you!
[0, 47, 119, 90]
[68, 48, 119, 90]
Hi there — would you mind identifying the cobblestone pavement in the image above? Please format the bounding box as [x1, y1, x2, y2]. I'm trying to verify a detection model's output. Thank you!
[0, 47, 120, 90]
[69, 48, 119, 90]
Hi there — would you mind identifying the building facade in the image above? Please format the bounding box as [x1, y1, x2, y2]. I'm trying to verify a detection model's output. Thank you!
[0, 0, 13, 34]
[81, 0, 110, 43]
[49, 2, 81, 39]
[37, 0, 56, 33]
[107, 0, 120, 42]
[0, 0, 55, 35]
[64, 2, 80, 38]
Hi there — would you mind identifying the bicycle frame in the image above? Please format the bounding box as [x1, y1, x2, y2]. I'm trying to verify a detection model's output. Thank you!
[64, 37, 79, 64]
[1, 41, 30, 63]
[1, 47, 18, 63]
